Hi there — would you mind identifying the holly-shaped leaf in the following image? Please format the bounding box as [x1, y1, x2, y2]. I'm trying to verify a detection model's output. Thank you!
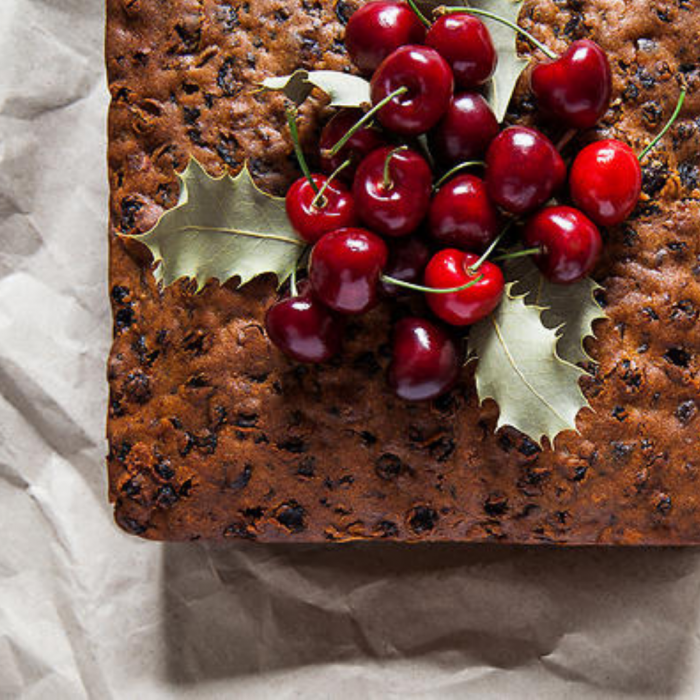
[129, 160, 306, 291]
[505, 257, 606, 365]
[474, 0, 529, 122]
[469, 285, 589, 445]
[421, 0, 529, 122]
[261, 69, 371, 108]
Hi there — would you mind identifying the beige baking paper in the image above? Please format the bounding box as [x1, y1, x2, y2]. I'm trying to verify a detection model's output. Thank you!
[2, 1, 700, 698]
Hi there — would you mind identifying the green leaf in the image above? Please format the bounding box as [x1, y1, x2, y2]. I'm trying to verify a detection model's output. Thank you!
[505, 257, 606, 365]
[129, 160, 305, 292]
[475, 0, 529, 122]
[261, 69, 371, 108]
[421, 0, 528, 122]
[469, 285, 589, 445]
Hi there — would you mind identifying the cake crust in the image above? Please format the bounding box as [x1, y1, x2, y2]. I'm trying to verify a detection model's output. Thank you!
[106, 0, 700, 544]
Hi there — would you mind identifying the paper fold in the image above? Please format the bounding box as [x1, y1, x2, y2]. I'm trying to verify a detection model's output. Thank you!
[2, 0, 700, 697]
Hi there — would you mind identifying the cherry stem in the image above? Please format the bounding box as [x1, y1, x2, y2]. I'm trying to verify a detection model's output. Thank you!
[311, 159, 352, 208]
[492, 247, 541, 262]
[328, 86, 409, 157]
[639, 87, 687, 161]
[406, 0, 431, 27]
[438, 6, 557, 60]
[470, 228, 510, 272]
[290, 267, 299, 297]
[286, 107, 319, 194]
[433, 160, 486, 190]
[383, 146, 408, 190]
[555, 128, 578, 153]
[381, 273, 485, 294]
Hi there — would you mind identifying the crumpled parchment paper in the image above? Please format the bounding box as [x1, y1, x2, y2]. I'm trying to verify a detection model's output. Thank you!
[2, 1, 700, 698]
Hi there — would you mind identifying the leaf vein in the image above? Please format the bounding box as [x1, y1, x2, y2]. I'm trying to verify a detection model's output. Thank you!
[491, 316, 569, 425]
[179, 225, 304, 246]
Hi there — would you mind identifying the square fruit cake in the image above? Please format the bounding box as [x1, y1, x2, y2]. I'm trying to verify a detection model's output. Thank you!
[106, 0, 700, 543]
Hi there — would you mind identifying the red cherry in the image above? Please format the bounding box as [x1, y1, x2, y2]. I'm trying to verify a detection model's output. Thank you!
[319, 109, 388, 180]
[380, 234, 431, 297]
[309, 228, 389, 315]
[266, 287, 344, 363]
[353, 146, 432, 238]
[424, 249, 504, 326]
[531, 40, 612, 130]
[388, 317, 460, 401]
[429, 174, 501, 253]
[569, 139, 642, 227]
[485, 126, 566, 215]
[428, 92, 499, 166]
[345, 0, 426, 75]
[425, 13, 497, 89]
[523, 206, 603, 284]
[370, 45, 454, 135]
[285, 175, 357, 244]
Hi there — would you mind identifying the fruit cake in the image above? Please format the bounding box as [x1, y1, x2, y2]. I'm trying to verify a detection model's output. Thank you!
[106, 0, 700, 543]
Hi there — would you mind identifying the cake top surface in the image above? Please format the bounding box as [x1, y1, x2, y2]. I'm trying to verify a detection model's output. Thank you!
[106, 0, 700, 544]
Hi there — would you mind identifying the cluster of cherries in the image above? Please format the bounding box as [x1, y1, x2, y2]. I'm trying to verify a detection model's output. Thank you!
[265, 0, 683, 402]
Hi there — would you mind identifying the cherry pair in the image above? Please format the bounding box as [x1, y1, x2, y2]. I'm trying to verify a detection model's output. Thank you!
[306, 228, 504, 327]
[429, 4, 611, 132]
[346, 1, 496, 88]
[288, 143, 432, 243]
[430, 169, 603, 285]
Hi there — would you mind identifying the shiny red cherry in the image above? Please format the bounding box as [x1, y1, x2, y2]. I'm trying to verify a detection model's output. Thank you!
[429, 174, 501, 253]
[319, 108, 388, 180]
[370, 45, 454, 135]
[485, 126, 566, 215]
[523, 206, 603, 284]
[569, 139, 642, 227]
[353, 146, 432, 237]
[425, 13, 497, 88]
[266, 286, 344, 363]
[345, 1, 426, 75]
[531, 40, 612, 130]
[309, 228, 389, 315]
[428, 92, 499, 166]
[286, 175, 357, 244]
[388, 317, 460, 401]
[380, 234, 431, 297]
[424, 249, 504, 326]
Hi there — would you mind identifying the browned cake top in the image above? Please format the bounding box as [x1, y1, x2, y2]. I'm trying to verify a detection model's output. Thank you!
[106, 0, 700, 544]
